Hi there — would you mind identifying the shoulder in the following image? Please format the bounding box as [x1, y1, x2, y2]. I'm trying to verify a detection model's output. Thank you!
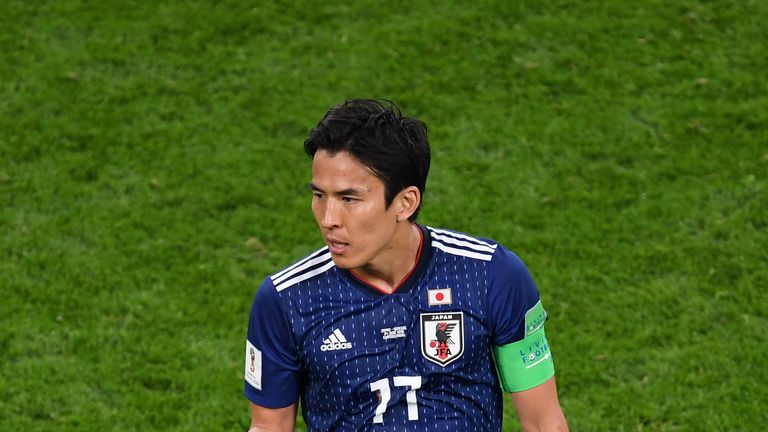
[425, 226, 531, 279]
[250, 246, 336, 319]
[425, 226, 524, 265]
[425, 226, 499, 262]
[266, 246, 336, 293]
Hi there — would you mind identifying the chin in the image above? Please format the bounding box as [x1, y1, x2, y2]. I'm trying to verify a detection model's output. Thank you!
[329, 256, 354, 269]
[330, 254, 368, 271]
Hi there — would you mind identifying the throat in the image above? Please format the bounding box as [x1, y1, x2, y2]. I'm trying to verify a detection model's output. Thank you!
[350, 224, 424, 294]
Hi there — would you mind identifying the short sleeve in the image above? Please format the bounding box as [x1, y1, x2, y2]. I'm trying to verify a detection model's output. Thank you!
[244, 277, 301, 408]
[487, 245, 542, 345]
[487, 245, 555, 392]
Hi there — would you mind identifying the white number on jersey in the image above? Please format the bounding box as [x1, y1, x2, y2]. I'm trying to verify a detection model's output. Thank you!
[369, 375, 422, 424]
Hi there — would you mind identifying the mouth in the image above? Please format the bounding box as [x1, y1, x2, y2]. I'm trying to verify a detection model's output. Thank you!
[326, 238, 349, 254]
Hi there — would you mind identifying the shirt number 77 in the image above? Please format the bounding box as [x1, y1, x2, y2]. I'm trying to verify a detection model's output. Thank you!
[369, 375, 422, 423]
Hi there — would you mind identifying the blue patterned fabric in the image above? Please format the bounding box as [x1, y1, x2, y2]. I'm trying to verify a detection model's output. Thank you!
[245, 225, 548, 431]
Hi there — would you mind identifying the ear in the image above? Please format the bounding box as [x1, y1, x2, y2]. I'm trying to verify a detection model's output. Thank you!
[395, 186, 421, 222]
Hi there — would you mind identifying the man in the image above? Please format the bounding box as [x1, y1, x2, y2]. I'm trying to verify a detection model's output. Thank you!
[244, 99, 568, 431]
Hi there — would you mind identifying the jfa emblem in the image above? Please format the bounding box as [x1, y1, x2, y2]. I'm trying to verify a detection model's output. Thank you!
[420, 312, 464, 366]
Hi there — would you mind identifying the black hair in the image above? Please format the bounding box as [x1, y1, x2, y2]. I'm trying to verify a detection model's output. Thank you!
[304, 99, 431, 221]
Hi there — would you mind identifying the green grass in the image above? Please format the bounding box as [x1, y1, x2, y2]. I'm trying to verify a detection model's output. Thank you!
[1, 1, 766, 430]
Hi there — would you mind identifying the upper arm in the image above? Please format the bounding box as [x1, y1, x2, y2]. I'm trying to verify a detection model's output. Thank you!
[249, 402, 297, 432]
[487, 246, 542, 345]
[489, 247, 555, 391]
[244, 279, 301, 408]
[488, 246, 567, 430]
[509, 376, 568, 432]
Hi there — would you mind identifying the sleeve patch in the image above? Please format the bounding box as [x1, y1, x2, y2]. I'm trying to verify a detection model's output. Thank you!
[525, 300, 547, 337]
[245, 340, 262, 390]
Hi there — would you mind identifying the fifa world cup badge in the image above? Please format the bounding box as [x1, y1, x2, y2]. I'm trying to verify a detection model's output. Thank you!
[420, 312, 464, 366]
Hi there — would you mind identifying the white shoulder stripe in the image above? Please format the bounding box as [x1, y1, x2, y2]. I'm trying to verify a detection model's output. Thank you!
[427, 227, 495, 248]
[275, 260, 336, 292]
[430, 231, 497, 254]
[272, 249, 331, 285]
[272, 247, 329, 280]
[432, 240, 494, 261]
[272, 252, 333, 286]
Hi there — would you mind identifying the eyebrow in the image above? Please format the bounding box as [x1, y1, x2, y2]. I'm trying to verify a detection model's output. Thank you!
[309, 183, 368, 196]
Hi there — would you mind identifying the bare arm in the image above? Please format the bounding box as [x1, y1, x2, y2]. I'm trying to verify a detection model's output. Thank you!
[510, 376, 568, 432]
[248, 402, 297, 432]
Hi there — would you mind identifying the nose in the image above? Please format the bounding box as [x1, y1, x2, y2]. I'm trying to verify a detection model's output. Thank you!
[318, 199, 342, 229]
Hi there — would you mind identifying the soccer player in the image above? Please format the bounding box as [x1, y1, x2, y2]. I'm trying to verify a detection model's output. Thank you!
[244, 99, 569, 431]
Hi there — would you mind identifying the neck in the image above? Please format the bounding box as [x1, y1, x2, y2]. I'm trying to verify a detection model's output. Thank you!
[352, 223, 422, 294]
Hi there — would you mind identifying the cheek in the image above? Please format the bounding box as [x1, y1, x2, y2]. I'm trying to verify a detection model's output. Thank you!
[358, 210, 395, 237]
[310, 200, 324, 220]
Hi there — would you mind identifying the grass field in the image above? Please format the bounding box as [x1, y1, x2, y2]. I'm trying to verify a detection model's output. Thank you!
[1, 1, 766, 430]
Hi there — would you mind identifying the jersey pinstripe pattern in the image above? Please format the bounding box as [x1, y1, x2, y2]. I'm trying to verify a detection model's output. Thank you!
[245, 225, 549, 431]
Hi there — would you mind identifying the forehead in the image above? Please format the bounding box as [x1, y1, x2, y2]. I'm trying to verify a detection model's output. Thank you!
[311, 150, 383, 191]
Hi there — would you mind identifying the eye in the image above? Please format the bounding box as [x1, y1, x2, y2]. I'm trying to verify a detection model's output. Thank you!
[341, 196, 357, 203]
[312, 192, 323, 200]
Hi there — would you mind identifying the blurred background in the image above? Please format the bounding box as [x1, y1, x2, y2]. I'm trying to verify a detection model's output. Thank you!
[1, 1, 766, 430]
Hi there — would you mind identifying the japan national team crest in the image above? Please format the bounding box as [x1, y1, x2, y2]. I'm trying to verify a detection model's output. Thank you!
[420, 312, 464, 366]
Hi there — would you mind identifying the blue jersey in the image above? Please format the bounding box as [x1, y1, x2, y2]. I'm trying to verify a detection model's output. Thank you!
[244, 225, 553, 431]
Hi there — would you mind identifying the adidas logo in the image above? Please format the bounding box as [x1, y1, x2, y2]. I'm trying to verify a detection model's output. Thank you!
[320, 329, 352, 351]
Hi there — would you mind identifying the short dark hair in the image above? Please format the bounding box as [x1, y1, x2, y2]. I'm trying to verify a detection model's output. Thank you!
[304, 99, 431, 221]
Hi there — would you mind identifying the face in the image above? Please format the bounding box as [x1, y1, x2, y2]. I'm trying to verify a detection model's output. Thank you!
[310, 150, 404, 271]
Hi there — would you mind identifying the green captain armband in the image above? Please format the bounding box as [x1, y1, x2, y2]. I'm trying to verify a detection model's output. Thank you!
[493, 300, 555, 392]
